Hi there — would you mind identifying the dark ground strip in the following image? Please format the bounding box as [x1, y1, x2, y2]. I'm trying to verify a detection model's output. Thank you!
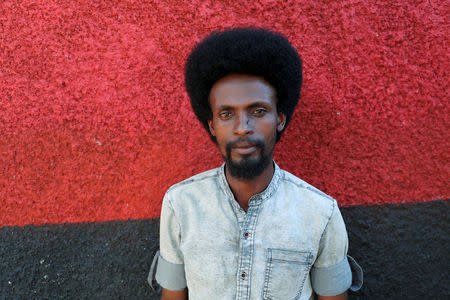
[1, 200, 449, 299]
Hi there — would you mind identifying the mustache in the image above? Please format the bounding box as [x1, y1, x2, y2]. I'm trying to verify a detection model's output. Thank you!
[225, 138, 265, 152]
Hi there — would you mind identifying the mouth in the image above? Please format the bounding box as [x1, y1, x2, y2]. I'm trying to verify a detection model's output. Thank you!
[231, 143, 258, 155]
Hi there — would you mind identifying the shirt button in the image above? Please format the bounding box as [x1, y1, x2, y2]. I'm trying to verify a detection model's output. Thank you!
[241, 272, 246, 278]
[243, 232, 249, 238]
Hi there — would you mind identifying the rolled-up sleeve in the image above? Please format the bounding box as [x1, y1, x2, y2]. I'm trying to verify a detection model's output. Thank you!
[311, 201, 363, 296]
[155, 253, 186, 290]
[150, 192, 187, 291]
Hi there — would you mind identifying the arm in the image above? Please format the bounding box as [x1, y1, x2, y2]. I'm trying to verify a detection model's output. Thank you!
[317, 291, 347, 300]
[311, 201, 352, 297]
[161, 287, 188, 300]
[154, 194, 188, 294]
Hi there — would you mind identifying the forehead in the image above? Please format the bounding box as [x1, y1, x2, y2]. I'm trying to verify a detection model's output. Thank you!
[209, 74, 276, 108]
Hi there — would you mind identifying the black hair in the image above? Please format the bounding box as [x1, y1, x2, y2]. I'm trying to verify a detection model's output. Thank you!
[185, 27, 302, 143]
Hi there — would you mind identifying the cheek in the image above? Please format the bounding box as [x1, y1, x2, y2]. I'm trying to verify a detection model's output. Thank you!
[255, 118, 278, 138]
[212, 124, 228, 141]
[212, 125, 230, 151]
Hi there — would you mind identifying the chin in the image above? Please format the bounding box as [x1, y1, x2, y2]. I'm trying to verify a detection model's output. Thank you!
[231, 154, 259, 163]
[225, 154, 271, 179]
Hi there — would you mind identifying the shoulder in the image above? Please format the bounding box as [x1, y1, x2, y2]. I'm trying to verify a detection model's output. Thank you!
[164, 166, 221, 201]
[279, 168, 337, 216]
[281, 169, 334, 201]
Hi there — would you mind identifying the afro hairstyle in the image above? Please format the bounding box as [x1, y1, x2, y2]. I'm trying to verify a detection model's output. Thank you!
[185, 27, 302, 143]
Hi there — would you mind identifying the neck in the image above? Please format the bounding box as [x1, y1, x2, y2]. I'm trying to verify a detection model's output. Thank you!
[225, 161, 274, 211]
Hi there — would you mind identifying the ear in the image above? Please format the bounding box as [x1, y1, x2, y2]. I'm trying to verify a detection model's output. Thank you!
[277, 113, 286, 132]
[208, 119, 216, 136]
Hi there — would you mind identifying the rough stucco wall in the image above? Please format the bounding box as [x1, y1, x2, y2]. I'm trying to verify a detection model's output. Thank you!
[0, 0, 448, 226]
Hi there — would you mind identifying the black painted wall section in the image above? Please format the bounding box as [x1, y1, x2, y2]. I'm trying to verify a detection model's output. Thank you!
[0, 219, 160, 299]
[1, 200, 449, 299]
[341, 201, 450, 299]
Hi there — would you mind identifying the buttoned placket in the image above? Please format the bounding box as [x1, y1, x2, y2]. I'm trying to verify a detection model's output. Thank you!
[217, 163, 282, 300]
[235, 196, 262, 300]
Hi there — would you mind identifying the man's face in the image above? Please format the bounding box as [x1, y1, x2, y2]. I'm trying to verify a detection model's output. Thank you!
[208, 74, 286, 179]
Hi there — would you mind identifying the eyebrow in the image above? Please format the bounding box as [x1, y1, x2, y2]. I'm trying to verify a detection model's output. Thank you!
[247, 101, 272, 108]
[216, 105, 233, 111]
[215, 101, 272, 111]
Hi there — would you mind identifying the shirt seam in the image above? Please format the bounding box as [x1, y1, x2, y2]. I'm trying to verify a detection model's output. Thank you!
[166, 173, 219, 194]
[283, 177, 335, 202]
[315, 199, 336, 263]
[164, 193, 184, 262]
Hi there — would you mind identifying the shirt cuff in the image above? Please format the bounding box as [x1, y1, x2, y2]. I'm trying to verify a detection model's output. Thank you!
[147, 250, 161, 293]
[347, 255, 363, 292]
[311, 256, 352, 296]
[155, 253, 187, 291]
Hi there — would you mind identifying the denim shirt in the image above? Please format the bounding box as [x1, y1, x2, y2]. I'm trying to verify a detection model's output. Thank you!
[150, 162, 362, 299]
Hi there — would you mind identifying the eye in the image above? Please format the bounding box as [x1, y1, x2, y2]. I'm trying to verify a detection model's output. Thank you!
[218, 111, 232, 119]
[252, 108, 267, 116]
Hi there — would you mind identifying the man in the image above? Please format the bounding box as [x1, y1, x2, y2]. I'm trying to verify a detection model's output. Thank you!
[149, 27, 362, 300]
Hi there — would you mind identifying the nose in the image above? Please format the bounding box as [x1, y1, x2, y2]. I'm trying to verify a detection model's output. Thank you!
[234, 113, 253, 136]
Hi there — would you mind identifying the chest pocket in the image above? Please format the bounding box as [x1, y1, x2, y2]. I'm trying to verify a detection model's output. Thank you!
[262, 248, 313, 300]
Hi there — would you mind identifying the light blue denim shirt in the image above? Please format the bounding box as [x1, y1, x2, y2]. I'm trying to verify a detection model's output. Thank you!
[150, 162, 362, 299]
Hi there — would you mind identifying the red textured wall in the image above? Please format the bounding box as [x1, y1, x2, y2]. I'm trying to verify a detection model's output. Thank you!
[1, 0, 448, 226]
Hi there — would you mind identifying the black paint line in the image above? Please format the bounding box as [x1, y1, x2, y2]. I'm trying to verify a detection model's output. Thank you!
[0, 219, 160, 300]
[1, 200, 449, 299]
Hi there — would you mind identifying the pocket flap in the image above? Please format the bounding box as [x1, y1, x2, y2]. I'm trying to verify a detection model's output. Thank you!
[268, 248, 313, 264]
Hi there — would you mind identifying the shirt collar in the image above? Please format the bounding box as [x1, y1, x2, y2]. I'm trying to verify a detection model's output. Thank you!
[217, 161, 283, 207]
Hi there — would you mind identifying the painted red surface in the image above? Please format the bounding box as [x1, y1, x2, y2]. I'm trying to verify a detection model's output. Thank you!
[0, 0, 448, 226]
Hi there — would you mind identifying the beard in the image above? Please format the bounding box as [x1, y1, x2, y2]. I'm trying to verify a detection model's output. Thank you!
[224, 138, 273, 180]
